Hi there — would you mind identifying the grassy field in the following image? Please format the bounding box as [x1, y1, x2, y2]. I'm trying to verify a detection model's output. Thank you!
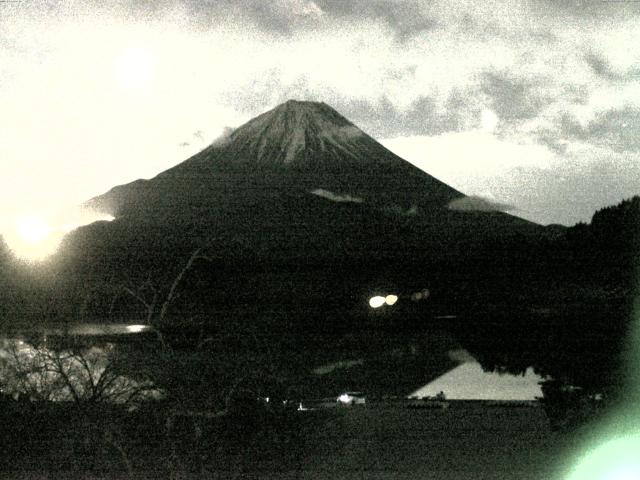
[1, 400, 575, 479]
[294, 402, 570, 480]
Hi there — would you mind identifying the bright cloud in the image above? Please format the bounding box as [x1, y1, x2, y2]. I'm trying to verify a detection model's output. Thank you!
[381, 131, 555, 184]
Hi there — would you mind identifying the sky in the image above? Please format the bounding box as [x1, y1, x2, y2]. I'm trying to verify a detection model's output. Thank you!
[1, 0, 639, 236]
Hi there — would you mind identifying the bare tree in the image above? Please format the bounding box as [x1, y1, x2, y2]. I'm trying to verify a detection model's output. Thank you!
[0, 339, 159, 405]
[119, 273, 159, 324]
[116, 248, 211, 327]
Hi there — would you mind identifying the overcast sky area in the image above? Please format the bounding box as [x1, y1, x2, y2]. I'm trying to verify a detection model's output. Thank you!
[1, 0, 639, 227]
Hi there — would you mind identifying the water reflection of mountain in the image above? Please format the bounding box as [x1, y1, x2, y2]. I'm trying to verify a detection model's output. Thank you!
[0, 325, 539, 403]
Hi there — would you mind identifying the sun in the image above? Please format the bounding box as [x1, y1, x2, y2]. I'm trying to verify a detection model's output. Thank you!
[16, 215, 50, 245]
[3, 210, 115, 262]
[5, 214, 60, 261]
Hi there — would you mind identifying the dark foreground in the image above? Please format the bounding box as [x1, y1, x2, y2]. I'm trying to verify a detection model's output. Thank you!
[0, 400, 573, 480]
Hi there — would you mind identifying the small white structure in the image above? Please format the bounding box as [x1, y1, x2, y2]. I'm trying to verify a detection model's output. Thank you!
[337, 391, 366, 406]
[297, 402, 315, 411]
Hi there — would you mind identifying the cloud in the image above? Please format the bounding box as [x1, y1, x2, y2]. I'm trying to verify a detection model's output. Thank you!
[193, 130, 204, 140]
[480, 70, 551, 123]
[586, 106, 640, 153]
[542, 106, 640, 154]
[535, 135, 569, 155]
[330, 96, 439, 138]
[313, 359, 364, 375]
[381, 131, 555, 184]
[314, 0, 437, 39]
[585, 52, 622, 81]
[211, 126, 236, 147]
[77, 0, 325, 36]
[538, 0, 640, 19]
[447, 195, 515, 213]
[331, 91, 487, 139]
[310, 189, 364, 204]
[448, 349, 476, 364]
[237, 0, 324, 34]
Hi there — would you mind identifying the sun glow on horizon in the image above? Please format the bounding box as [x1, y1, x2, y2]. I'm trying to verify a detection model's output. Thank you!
[3, 211, 115, 262]
[16, 215, 50, 245]
[5, 214, 59, 261]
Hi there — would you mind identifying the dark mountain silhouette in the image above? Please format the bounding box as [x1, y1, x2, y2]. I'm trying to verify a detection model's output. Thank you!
[86, 100, 461, 215]
[79, 100, 540, 266]
[56, 100, 555, 397]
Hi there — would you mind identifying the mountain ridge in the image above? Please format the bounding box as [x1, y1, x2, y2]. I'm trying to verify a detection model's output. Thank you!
[167, 99, 418, 170]
[85, 100, 475, 222]
[73, 99, 544, 280]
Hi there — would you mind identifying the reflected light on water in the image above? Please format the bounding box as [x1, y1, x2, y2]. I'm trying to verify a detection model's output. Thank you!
[125, 324, 148, 333]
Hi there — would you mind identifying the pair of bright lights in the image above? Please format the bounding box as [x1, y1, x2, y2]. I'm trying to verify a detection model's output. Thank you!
[369, 294, 398, 309]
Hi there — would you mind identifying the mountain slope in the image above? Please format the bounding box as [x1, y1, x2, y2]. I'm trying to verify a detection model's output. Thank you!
[86, 100, 464, 217]
[80, 100, 538, 265]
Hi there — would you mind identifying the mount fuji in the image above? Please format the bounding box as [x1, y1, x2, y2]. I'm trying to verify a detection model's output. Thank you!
[78, 100, 538, 267]
[86, 100, 463, 217]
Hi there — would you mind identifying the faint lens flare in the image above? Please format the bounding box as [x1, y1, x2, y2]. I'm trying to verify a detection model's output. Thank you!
[566, 435, 640, 480]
